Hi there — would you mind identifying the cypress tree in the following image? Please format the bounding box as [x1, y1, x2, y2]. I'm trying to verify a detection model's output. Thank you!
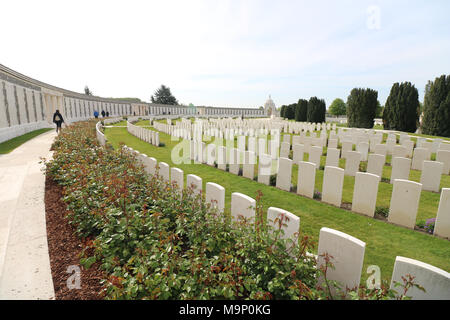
[285, 103, 296, 120]
[296, 99, 308, 122]
[307, 97, 326, 123]
[280, 105, 286, 118]
[422, 75, 450, 137]
[347, 88, 378, 128]
[383, 82, 419, 132]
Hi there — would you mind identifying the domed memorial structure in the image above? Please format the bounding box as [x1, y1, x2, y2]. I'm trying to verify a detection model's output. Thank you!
[264, 95, 277, 117]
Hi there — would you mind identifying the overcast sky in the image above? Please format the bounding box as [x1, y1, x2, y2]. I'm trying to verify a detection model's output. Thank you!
[1, 0, 449, 108]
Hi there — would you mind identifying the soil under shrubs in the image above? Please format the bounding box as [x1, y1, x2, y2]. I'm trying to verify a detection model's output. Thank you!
[45, 175, 105, 300]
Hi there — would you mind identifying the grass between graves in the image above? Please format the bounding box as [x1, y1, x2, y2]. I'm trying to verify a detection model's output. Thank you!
[0, 128, 53, 154]
[104, 122, 450, 284]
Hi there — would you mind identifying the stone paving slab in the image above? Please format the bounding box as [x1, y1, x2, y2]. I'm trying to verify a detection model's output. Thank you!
[0, 131, 56, 300]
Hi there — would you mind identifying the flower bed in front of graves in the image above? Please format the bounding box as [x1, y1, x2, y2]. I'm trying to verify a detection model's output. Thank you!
[44, 121, 416, 300]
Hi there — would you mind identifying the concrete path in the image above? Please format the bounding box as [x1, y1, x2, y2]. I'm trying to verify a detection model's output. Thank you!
[0, 130, 56, 300]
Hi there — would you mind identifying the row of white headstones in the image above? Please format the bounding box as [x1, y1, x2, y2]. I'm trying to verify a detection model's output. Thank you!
[127, 119, 450, 240]
[115, 141, 450, 300]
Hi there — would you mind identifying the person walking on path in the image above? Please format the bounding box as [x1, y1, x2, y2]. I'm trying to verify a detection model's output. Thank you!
[52, 109, 64, 134]
[101, 110, 106, 117]
[94, 110, 99, 118]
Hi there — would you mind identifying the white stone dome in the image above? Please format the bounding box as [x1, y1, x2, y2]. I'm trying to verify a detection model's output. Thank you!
[264, 95, 276, 115]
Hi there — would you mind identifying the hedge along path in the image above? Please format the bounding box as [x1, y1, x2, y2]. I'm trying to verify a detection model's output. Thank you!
[104, 123, 450, 284]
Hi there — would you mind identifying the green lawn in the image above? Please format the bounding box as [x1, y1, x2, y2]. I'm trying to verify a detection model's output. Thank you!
[104, 122, 450, 285]
[0, 128, 53, 154]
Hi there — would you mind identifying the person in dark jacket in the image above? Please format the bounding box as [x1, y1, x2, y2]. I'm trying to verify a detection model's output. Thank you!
[101, 110, 106, 117]
[53, 110, 64, 134]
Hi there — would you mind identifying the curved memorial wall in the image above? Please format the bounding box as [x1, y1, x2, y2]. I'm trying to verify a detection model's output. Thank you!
[0, 64, 266, 143]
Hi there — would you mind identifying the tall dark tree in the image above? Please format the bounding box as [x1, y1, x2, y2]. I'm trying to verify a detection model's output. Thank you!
[84, 86, 93, 96]
[280, 105, 286, 118]
[422, 75, 450, 137]
[295, 99, 308, 122]
[307, 97, 326, 123]
[346, 88, 378, 128]
[285, 103, 296, 120]
[383, 82, 419, 132]
[151, 85, 178, 105]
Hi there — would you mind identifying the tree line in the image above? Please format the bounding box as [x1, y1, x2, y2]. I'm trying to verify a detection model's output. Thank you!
[279, 74, 450, 137]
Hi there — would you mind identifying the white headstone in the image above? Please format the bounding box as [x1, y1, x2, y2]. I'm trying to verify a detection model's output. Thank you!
[317, 228, 366, 291]
[367, 153, 385, 178]
[276, 157, 293, 192]
[412, 148, 430, 171]
[390, 256, 450, 300]
[344, 151, 361, 177]
[388, 179, 422, 229]
[186, 174, 202, 196]
[258, 153, 272, 185]
[420, 161, 443, 192]
[322, 166, 345, 207]
[390, 157, 411, 184]
[267, 207, 300, 247]
[325, 148, 340, 168]
[436, 150, 450, 175]
[352, 172, 380, 217]
[205, 182, 225, 214]
[159, 162, 170, 182]
[231, 192, 256, 222]
[297, 161, 316, 198]
[434, 188, 450, 239]
[309, 146, 323, 168]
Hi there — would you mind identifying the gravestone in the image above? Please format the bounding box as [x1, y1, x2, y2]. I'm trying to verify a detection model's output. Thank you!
[229, 148, 240, 175]
[317, 228, 366, 292]
[388, 179, 422, 229]
[420, 161, 443, 192]
[390, 256, 450, 300]
[231, 193, 256, 222]
[280, 142, 290, 158]
[352, 172, 380, 217]
[390, 157, 411, 184]
[328, 138, 338, 149]
[217, 146, 227, 170]
[276, 157, 293, 192]
[258, 154, 272, 185]
[322, 166, 345, 207]
[411, 148, 430, 171]
[344, 151, 361, 177]
[309, 146, 323, 168]
[297, 161, 316, 198]
[171, 167, 184, 194]
[292, 144, 305, 164]
[206, 143, 216, 166]
[186, 174, 202, 196]
[434, 188, 450, 238]
[393, 145, 408, 159]
[374, 144, 387, 156]
[367, 154, 385, 178]
[341, 141, 353, 159]
[325, 148, 340, 168]
[205, 182, 225, 214]
[436, 150, 450, 175]
[356, 142, 369, 162]
[243, 151, 256, 180]
[159, 162, 170, 182]
[267, 207, 300, 247]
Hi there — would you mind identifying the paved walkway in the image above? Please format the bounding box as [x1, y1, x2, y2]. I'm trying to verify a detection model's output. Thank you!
[0, 130, 56, 300]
